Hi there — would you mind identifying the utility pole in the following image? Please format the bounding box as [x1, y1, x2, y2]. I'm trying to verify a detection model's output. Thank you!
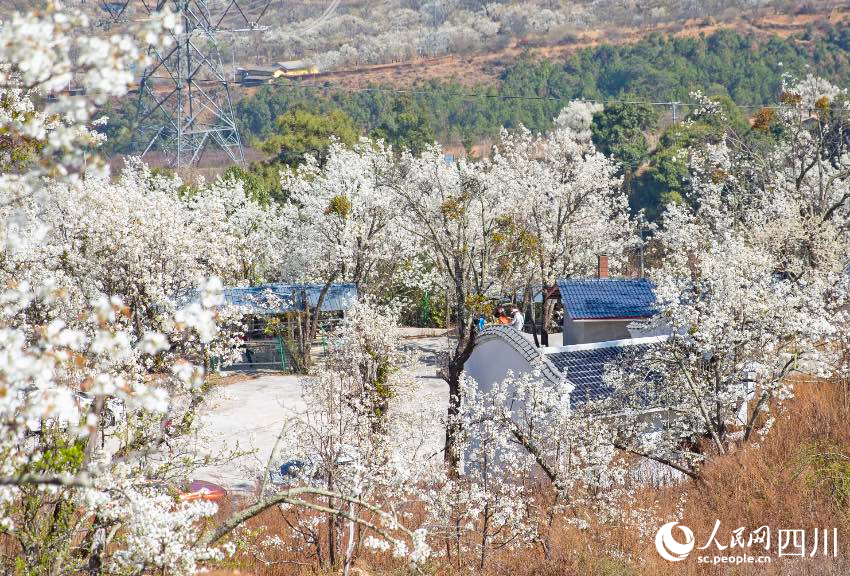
[99, 1, 270, 168]
[637, 211, 647, 279]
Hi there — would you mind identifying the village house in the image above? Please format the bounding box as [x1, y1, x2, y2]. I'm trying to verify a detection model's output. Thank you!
[465, 324, 667, 411]
[464, 260, 752, 452]
[275, 60, 320, 77]
[184, 282, 358, 370]
[557, 255, 659, 345]
[464, 256, 669, 412]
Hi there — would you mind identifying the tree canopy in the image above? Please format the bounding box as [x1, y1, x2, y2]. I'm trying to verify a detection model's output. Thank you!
[259, 107, 359, 166]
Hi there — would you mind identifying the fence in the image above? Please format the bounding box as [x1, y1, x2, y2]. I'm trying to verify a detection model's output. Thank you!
[216, 334, 333, 372]
[221, 337, 291, 372]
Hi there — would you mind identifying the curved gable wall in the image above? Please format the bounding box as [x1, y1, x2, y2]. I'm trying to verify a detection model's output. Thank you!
[464, 327, 561, 394]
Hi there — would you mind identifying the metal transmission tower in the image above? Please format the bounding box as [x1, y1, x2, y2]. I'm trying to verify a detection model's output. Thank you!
[101, 1, 270, 167]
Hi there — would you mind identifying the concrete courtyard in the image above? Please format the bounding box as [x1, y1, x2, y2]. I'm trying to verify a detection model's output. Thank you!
[193, 336, 450, 492]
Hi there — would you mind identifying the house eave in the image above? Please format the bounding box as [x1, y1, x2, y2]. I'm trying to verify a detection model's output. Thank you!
[568, 315, 653, 322]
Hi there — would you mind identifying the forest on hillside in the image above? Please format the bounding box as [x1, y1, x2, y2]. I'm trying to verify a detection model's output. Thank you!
[233, 27, 850, 141]
[225, 0, 845, 70]
[103, 26, 850, 219]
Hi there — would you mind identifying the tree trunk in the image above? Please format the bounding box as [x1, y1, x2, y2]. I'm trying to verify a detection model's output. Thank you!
[300, 274, 339, 370]
[443, 337, 476, 470]
[444, 358, 463, 471]
[541, 286, 557, 335]
[342, 502, 356, 576]
[443, 269, 475, 472]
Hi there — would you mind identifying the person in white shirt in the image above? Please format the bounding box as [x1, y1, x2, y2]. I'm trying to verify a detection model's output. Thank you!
[509, 305, 524, 331]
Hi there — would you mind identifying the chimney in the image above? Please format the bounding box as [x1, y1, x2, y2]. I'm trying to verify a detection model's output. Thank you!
[597, 254, 609, 279]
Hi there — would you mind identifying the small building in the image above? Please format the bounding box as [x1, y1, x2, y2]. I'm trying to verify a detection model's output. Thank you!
[275, 60, 319, 77]
[220, 282, 357, 337]
[199, 282, 357, 371]
[556, 256, 657, 345]
[236, 62, 319, 85]
[462, 326, 676, 479]
[464, 325, 753, 473]
[235, 66, 278, 86]
[465, 325, 666, 411]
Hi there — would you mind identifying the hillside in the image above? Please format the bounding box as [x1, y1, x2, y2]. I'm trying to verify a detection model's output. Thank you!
[231, 25, 850, 144]
[291, 6, 850, 89]
[17, 1, 846, 89]
[230, 0, 847, 82]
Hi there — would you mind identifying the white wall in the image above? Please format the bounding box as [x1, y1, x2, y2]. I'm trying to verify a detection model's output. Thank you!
[563, 317, 632, 345]
[627, 319, 672, 339]
[464, 336, 538, 394]
[463, 334, 552, 477]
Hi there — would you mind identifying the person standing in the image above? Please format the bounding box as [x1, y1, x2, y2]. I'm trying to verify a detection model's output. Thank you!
[509, 305, 524, 331]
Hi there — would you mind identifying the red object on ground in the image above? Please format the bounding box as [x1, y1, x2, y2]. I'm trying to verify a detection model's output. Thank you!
[178, 480, 227, 502]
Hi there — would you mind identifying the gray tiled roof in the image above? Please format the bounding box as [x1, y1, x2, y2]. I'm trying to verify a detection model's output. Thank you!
[473, 327, 664, 409]
[224, 283, 357, 313]
[546, 342, 656, 407]
[180, 283, 358, 314]
[475, 326, 562, 385]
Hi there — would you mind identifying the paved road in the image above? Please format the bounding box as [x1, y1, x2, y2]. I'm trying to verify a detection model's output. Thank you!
[193, 337, 450, 491]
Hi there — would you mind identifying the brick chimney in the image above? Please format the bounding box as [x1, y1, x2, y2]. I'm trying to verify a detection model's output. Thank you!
[597, 254, 609, 279]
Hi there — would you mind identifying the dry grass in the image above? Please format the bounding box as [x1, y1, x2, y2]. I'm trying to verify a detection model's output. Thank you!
[206, 371, 265, 387]
[285, 8, 850, 91]
[222, 378, 850, 575]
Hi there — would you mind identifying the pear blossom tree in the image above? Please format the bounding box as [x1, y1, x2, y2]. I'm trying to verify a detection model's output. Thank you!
[606, 228, 834, 477]
[459, 368, 624, 502]
[490, 103, 634, 333]
[278, 139, 412, 367]
[681, 78, 850, 281]
[26, 162, 228, 334]
[217, 302, 439, 573]
[387, 145, 509, 468]
[422, 429, 539, 571]
[0, 5, 431, 575]
[386, 116, 634, 465]
[14, 158, 288, 378]
[0, 6, 250, 568]
[604, 85, 847, 476]
[279, 138, 411, 292]
[747, 75, 850, 277]
[447, 367, 626, 566]
[188, 173, 291, 285]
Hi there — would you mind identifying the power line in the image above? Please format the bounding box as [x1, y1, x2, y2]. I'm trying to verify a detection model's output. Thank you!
[99, 1, 273, 167]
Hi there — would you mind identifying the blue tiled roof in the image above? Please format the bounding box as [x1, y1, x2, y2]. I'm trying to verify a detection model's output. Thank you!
[546, 341, 657, 407]
[556, 278, 656, 320]
[216, 283, 358, 314]
[303, 283, 358, 311]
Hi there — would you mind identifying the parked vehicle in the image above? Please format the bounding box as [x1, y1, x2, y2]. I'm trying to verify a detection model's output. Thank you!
[269, 445, 359, 486]
[177, 479, 227, 502]
[145, 478, 227, 503]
